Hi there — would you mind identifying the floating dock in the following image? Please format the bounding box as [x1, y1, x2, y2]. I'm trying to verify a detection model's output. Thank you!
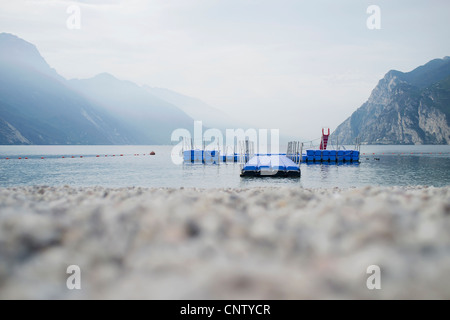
[302, 150, 360, 163]
[182, 129, 359, 180]
[221, 154, 240, 162]
[294, 128, 360, 164]
[183, 150, 221, 164]
[183, 150, 242, 163]
[183, 149, 360, 165]
[240, 155, 301, 177]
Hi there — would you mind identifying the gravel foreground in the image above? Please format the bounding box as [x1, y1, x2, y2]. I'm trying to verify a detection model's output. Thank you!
[0, 185, 449, 299]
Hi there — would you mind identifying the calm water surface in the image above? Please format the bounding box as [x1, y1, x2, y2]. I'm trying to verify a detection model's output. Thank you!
[0, 145, 449, 188]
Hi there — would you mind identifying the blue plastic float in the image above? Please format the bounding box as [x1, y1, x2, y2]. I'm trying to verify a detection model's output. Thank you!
[240, 155, 301, 177]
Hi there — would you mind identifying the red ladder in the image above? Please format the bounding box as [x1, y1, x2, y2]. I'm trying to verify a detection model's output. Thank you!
[320, 128, 330, 150]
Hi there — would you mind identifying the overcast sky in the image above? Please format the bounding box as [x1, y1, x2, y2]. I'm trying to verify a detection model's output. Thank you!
[1, 0, 449, 140]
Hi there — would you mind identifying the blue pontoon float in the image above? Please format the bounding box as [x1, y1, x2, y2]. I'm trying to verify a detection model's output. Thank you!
[240, 155, 301, 177]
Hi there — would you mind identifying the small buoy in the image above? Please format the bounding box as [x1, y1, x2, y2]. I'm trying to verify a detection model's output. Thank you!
[72, 156, 75, 158]
[41, 157, 44, 159]
[150, 151, 156, 155]
[80, 156, 83, 158]
[6, 158, 9, 160]
[18, 157, 22, 159]
[96, 155, 100, 157]
[105, 155, 108, 157]
[62, 156, 65, 158]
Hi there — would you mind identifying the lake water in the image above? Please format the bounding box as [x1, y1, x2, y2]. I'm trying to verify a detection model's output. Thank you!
[0, 145, 449, 188]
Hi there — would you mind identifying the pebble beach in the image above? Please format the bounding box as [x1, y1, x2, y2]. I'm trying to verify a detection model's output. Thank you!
[1, 185, 449, 299]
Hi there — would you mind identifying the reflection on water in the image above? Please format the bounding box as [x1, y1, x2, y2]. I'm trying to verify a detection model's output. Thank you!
[0, 145, 449, 188]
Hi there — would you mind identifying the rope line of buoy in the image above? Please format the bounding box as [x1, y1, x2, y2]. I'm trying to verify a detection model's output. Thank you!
[361, 152, 448, 155]
[1, 152, 156, 160]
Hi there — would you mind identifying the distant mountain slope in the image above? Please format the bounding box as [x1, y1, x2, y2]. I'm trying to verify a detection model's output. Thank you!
[390, 57, 450, 89]
[69, 74, 195, 145]
[333, 57, 450, 145]
[0, 33, 273, 146]
[144, 86, 247, 130]
[0, 33, 138, 145]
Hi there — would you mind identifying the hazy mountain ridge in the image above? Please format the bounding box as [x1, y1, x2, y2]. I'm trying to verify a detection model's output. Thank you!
[69, 73, 195, 145]
[0, 33, 241, 145]
[4, 33, 447, 146]
[0, 33, 141, 145]
[333, 57, 450, 145]
[144, 86, 247, 131]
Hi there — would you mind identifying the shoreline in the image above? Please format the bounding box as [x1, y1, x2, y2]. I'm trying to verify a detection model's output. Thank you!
[0, 185, 449, 299]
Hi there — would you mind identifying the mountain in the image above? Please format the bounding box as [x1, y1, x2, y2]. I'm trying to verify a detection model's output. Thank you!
[0, 33, 221, 145]
[333, 57, 450, 145]
[69, 74, 194, 145]
[144, 86, 302, 146]
[0, 33, 138, 145]
[144, 86, 247, 131]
